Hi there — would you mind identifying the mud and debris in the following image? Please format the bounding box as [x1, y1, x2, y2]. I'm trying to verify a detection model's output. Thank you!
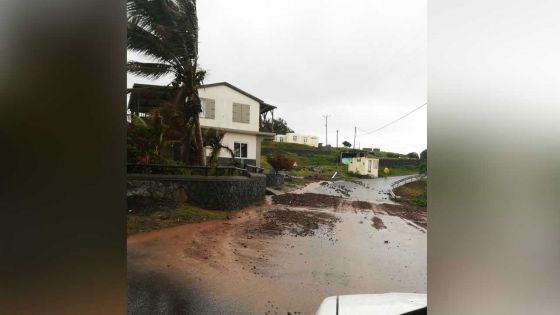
[246, 208, 341, 238]
[319, 181, 352, 197]
[379, 203, 427, 229]
[272, 193, 342, 208]
[128, 177, 427, 315]
[352, 200, 373, 210]
[372, 216, 387, 230]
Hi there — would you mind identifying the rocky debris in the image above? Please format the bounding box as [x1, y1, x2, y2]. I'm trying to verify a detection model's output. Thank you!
[272, 193, 341, 208]
[319, 181, 352, 197]
[372, 216, 387, 230]
[351, 200, 373, 210]
[379, 203, 427, 229]
[246, 208, 341, 238]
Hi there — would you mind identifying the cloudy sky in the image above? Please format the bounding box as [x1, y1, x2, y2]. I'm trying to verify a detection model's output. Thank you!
[127, 0, 426, 154]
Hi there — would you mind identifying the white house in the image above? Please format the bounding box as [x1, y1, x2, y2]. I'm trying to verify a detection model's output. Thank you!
[128, 82, 276, 167]
[348, 157, 379, 177]
[275, 133, 319, 147]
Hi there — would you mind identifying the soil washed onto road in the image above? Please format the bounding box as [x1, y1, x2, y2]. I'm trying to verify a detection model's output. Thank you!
[247, 208, 341, 237]
[128, 178, 427, 315]
[272, 193, 342, 208]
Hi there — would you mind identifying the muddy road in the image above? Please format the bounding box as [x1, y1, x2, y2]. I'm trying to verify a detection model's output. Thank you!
[128, 179, 426, 315]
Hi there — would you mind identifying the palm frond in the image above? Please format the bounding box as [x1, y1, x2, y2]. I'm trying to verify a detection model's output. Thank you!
[127, 61, 176, 79]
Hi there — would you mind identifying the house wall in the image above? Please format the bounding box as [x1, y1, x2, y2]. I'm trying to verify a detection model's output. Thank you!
[198, 85, 260, 132]
[209, 132, 257, 160]
[348, 157, 379, 177]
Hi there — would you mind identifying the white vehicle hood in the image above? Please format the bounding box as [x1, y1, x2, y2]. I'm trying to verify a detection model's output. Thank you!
[315, 292, 427, 315]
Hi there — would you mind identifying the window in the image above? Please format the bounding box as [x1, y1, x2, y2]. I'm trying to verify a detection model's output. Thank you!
[368, 160, 373, 172]
[279, 137, 284, 142]
[304, 137, 308, 143]
[232, 103, 250, 123]
[234, 142, 248, 158]
[200, 98, 215, 119]
[292, 136, 298, 141]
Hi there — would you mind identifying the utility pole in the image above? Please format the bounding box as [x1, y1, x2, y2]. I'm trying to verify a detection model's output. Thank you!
[322, 115, 330, 146]
[336, 130, 339, 149]
[353, 126, 357, 149]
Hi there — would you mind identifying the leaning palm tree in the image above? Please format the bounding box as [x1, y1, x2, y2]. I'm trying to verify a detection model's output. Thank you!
[127, 0, 206, 166]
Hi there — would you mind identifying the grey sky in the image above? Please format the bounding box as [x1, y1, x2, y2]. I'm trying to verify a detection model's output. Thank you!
[127, 0, 426, 154]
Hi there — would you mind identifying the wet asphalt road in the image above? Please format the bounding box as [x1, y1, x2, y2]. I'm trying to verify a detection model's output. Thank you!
[128, 176, 426, 314]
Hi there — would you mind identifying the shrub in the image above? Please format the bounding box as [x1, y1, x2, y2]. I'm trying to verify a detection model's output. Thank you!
[267, 154, 296, 173]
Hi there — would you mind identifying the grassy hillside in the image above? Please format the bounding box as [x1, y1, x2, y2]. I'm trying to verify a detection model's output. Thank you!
[393, 180, 427, 207]
[261, 141, 419, 179]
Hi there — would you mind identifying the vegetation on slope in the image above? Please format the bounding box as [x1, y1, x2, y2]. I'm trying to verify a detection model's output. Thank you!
[393, 180, 427, 207]
[261, 141, 421, 180]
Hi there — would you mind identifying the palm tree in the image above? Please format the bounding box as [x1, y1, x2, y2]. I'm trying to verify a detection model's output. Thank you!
[202, 129, 236, 175]
[127, 0, 206, 165]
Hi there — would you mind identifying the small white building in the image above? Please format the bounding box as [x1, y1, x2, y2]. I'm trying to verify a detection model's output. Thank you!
[348, 157, 379, 177]
[275, 133, 319, 147]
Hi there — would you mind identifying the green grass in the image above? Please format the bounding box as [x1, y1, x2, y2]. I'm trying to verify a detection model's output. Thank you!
[378, 164, 420, 177]
[261, 141, 420, 180]
[393, 180, 427, 207]
[127, 203, 234, 235]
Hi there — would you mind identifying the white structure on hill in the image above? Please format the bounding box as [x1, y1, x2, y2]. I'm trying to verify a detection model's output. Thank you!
[348, 157, 379, 177]
[274, 133, 319, 147]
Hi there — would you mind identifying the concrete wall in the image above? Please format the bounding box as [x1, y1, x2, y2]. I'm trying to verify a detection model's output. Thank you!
[127, 173, 266, 210]
[198, 85, 260, 132]
[348, 157, 379, 177]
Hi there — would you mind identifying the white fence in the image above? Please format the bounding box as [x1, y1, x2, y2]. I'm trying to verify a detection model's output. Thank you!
[389, 174, 427, 200]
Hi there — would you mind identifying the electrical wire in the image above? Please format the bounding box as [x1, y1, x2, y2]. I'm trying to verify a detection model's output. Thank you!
[357, 102, 427, 137]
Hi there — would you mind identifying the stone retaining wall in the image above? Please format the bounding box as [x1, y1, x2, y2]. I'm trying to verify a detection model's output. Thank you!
[127, 173, 266, 211]
[265, 173, 285, 187]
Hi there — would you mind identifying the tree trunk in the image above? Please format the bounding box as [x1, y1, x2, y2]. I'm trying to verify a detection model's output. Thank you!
[193, 115, 206, 166]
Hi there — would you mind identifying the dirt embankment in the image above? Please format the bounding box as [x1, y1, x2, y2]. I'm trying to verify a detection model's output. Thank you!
[272, 193, 342, 208]
[379, 203, 427, 229]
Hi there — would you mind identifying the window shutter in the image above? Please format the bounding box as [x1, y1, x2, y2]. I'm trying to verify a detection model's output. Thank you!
[206, 99, 215, 119]
[242, 104, 250, 123]
[233, 103, 250, 123]
[232, 103, 241, 122]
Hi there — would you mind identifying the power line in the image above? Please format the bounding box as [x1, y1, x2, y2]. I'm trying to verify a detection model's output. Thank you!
[357, 102, 427, 137]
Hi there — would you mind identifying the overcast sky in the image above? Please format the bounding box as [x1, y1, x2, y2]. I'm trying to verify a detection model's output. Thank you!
[127, 0, 426, 154]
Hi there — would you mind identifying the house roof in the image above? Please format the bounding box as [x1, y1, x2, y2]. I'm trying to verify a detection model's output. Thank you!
[127, 82, 276, 114]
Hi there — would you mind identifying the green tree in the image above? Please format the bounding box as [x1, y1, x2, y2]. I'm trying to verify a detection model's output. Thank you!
[127, 0, 206, 165]
[262, 117, 294, 134]
[407, 152, 419, 159]
[127, 111, 164, 163]
[419, 149, 427, 174]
